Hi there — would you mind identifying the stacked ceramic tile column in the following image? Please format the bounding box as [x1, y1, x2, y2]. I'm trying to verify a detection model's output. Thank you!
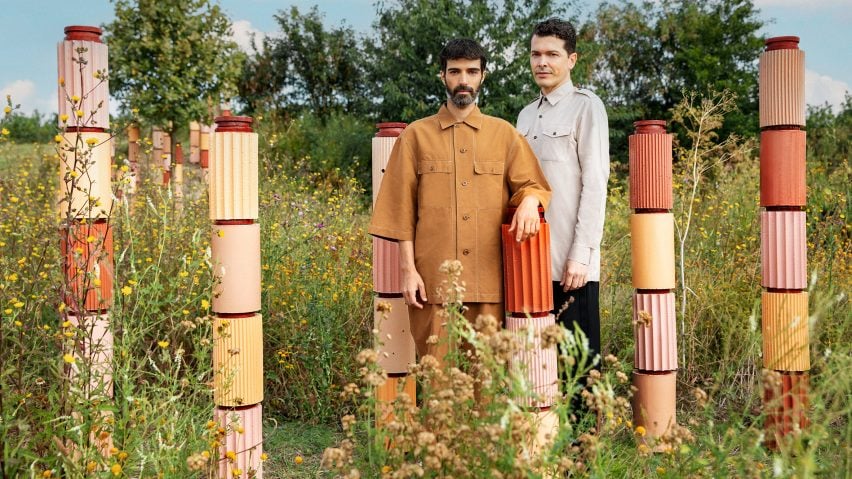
[759, 36, 809, 449]
[371, 122, 417, 425]
[174, 142, 184, 198]
[152, 127, 164, 170]
[57, 26, 114, 453]
[210, 116, 263, 478]
[501, 207, 558, 456]
[200, 124, 211, 183]
[189, 121, 201, 164]
[628, 120, 677, 441]
[161, 131, 172, 185]
[126, 124, 140, 194]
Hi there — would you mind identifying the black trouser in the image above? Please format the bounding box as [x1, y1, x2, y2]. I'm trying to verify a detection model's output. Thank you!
[552, 281, 600, 416]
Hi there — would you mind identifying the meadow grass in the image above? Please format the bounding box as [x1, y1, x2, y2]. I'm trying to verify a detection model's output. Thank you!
[1, 93, 849, 477]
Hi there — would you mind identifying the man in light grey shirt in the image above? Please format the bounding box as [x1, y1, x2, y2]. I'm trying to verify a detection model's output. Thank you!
[517, 18, 610, 381]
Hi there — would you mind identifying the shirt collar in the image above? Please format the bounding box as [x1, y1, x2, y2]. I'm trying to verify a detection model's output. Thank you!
[538, 80, 575, 107]
[438, 103, 483, 130]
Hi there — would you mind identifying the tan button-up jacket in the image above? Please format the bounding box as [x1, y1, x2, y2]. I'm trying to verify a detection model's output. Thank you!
[370, 105, 551, 304]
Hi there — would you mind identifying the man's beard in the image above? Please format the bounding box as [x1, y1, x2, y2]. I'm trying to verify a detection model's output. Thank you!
[447, 85, 478, 107]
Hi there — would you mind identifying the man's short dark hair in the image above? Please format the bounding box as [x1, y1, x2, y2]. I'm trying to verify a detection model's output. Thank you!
[533, 18, 577, 55]
[439, 38, 487, 72]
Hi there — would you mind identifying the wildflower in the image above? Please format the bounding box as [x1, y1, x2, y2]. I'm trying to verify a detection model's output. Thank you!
[110, 463, 122, 476]
[295, 455, 303, 465]
[86, 137, 98, 146]
[117, 451, 128, 461]
[225, 451, 236, 462]
[231, 468, 242, 477]
[59, 77, 65, 86]
[14, 301, 24, 308]
[86, 461, 97, 472]
[201, 299, 210, 309]
[1, 128, 9, 136]
[634, 425, 647, 437]
[71, 95, 80, 103]
[260, 453, 268, 461]
[60, 114, 68, 123]
[3, 106, 10, 114]
[158, 340, 170, 349]
[75, 110, 84, 118]
[86, 235, 96, 243]
[42, 471, 53, 478]
[206, 420, 216, 429]
[54, 134, 63, 143]
[63, 354, 76, 364]
[121, 286, 132, 296]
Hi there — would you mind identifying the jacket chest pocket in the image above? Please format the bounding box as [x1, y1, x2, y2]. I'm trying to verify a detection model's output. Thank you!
[417, 159, 453, 208]
[473, 160, 504, 207]
[539, 124, 577, 162]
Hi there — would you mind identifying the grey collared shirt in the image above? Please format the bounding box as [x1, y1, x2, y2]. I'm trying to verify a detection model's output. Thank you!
[516, 80, 610, 281]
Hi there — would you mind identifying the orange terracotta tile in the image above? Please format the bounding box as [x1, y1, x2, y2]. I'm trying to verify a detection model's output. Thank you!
[763, 370, 808, 450]
[61, 222, 113, 312]
[502, 223, 553, 314]
[629, 125, 673, 210]
[760, 129, 806, 207]
[762, 292, 809, 371]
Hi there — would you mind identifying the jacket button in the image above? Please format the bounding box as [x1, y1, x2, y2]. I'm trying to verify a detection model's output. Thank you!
[461, 180, 469, 186]
[553, 131, 557, 135]
[463, 214, 470, 220]
[430, 166, 435, 171]
[460, 147, 467, 153]
[533, 135, 537, 139]
[462, 249, 470, 255]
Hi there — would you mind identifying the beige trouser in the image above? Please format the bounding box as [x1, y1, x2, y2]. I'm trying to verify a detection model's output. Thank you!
[408, 302, 504, 365]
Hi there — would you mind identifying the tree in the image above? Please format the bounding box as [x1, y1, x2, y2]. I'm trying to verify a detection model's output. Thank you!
[580, 0, 765, 160]
[105, 0, 243, 147]
[365, 0, 566, 123]
[238, 6, 364, 119]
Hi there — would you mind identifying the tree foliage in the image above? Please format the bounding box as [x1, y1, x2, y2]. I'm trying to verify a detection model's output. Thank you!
[239, 6, 364, 118]
[581, 0, 765, 159]
[365, 0, 566, 123]
[105, 0, 243, 136]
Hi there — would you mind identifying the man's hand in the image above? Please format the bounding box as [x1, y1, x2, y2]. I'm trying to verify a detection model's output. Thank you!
[398, 240, 427, 308]
[508, 196, 541, 242]
[560, 259, 588, 291]
[402, 268, 427, 308]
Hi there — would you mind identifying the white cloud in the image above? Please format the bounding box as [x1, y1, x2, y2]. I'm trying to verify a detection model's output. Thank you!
[231, 19, 267, 53]
[805, 69, 849, 111]
[1, 80, 37, 109]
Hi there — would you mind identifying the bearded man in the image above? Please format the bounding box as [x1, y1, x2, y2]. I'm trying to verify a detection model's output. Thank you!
[370, 38, 551, 360]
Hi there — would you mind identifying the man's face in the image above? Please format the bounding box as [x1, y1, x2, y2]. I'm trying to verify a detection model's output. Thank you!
[440, 58, 484, 108]
[530, 35, 577, 95]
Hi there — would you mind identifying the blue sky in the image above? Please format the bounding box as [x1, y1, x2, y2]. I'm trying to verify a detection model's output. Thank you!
[1, 0, 849, 117]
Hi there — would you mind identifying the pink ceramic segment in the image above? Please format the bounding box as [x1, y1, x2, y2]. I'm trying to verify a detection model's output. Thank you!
[374, 296, 416, 374]
[632, 370, 677, 440]
[505, 314, 559, 408]
[57, 39, 109, 129]
[761, 210, 807, 289]
[759, 48, 806, 128]
[215, 405, 264, 479]
[67, 313, 113, 398]
[211, 224, 261, 314]
[633, 292, 678, 371]
[373, 237, 402, 293]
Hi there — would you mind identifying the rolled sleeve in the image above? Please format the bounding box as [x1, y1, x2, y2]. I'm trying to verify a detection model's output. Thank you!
[369, 135, 417, 241]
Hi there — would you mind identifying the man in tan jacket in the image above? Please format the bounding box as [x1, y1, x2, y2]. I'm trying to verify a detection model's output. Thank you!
[370, 38, 551, 361]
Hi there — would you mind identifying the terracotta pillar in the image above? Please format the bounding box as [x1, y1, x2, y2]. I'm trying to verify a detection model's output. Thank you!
[174, 142, 184, 198]
[161, 131, 172, 185]
[210, 116, 263, 478]
[502, 207, 558, 459]
[57, 25, 114, 456]
[628, 120, 678, 442]
[759, 36, 809, 449]
[200, 124, 211, 183]
[189, 121, 201, 164]
[371, 122, 417, 427]
[152, 127, 163, 172]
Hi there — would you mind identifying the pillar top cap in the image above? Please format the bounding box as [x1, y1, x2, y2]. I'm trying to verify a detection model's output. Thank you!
[765, 36, 800, 51]
[633, 120, 667, 134]
[64, 26, 103, 42]
[376, 122, 407, 137]
[214, 115, 253, 133]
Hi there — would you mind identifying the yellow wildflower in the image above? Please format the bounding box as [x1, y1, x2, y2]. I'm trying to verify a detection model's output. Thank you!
[3, 106, 10, 114]
[1, 128, 9, 136]
[71, 95, 80, 103]
[75, 110, 84, 118]
[294, 455, 303, 465]
[157, 340, 170, 349]
[86, 137, 98, 146]
[231, 469, 242, 478]
[63, 354, 76, 364]
[60, 114, 68, 123]
[201, 299, 210, 310]
[260, 453, 268, 461]
[225, 451, 236, 462]
[634, 425, 646, 437]
[121, 286, 132, 296]
[110, 464, 122, 476]
[54, 134, 63, 143]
